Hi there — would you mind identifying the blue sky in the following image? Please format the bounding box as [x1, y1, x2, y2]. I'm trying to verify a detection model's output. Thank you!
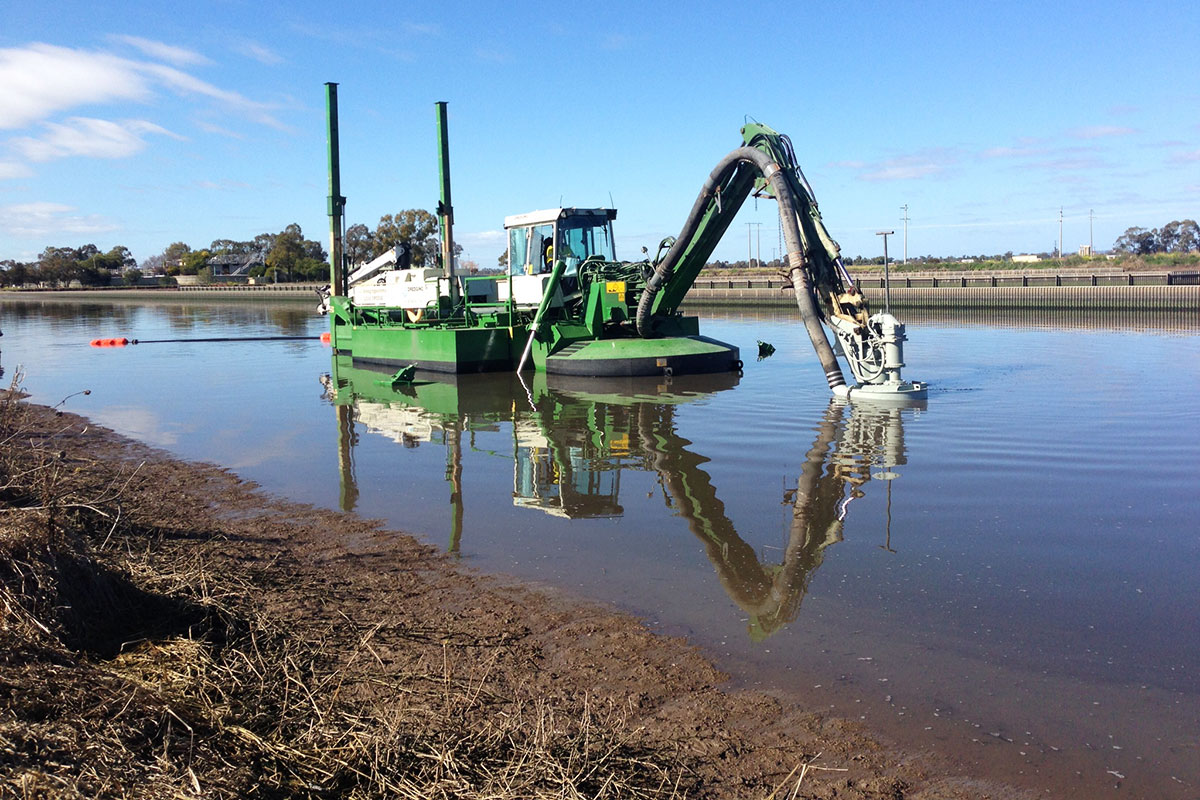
[2, 0, 1197, 268]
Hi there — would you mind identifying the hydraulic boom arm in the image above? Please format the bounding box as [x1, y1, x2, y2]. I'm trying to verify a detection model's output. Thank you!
[637, 122, 925, 401]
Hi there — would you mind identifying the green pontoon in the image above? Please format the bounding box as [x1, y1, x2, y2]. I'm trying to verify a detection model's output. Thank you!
[320, 84, 924, 400]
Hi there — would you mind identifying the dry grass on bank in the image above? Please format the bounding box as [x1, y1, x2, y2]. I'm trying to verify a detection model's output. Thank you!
[0, 381, 694, 799]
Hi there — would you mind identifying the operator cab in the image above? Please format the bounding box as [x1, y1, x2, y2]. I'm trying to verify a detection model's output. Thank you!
[504, 208, 617, 302]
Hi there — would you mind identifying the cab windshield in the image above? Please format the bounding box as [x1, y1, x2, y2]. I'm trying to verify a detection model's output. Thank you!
[557, 217, 615, 268]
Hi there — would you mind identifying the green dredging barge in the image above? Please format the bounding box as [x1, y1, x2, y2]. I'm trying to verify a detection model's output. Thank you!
[321, 84, 924, 400]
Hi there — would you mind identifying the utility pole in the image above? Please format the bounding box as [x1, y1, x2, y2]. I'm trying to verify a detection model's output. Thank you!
[900, 204, 910, 265]
[877, 230, 894, 314]
[1059, 207, 1064, 263]
[745, 222, 762, 267]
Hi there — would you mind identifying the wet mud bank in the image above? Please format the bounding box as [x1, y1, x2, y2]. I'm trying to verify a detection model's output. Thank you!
[0, 395, 1030, 799]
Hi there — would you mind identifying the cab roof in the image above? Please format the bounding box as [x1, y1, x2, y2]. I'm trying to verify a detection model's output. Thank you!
[503, 207, 617, 229]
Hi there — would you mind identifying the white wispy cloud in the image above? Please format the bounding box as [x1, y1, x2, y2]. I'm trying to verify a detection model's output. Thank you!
[193, 119, 246, 139]
[1018, 155, 1107, 172]
[11, 117, 179, 162]
[865, 152, 956, 182]
[109, 35, 212, 67]
[234, 40, 284, 65]
[0, 161, 33, 179]
[0, 41, 284, 132]
[136, 62, 286, 129]
[981, 144, 1049, 159]
[0, 43, 151, 129]
[1169, 149, 1200, 164]
[1068, 125, 1136, 139]
[0, 201, 118, 237]
[831, 149, 957, 182]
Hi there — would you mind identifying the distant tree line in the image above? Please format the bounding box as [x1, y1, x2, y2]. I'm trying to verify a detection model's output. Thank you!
[0, 245, 141, 288]
[1112, 220, 1198, 255]
[0, 207, 467, 290]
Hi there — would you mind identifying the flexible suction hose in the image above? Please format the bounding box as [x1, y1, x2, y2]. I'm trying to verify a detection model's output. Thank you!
[636, 147, 846, 391]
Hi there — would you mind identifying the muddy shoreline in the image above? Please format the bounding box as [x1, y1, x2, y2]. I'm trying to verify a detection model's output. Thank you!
[0, 396, 1029, 798]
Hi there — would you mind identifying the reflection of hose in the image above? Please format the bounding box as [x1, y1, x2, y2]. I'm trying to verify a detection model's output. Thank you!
[635, 146, 846, 391]
[639, 401, 860, 638]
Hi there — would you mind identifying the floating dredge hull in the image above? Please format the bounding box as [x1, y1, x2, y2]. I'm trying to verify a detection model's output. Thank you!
[332, 321, 525, 374]
[543, 335, 740, 377]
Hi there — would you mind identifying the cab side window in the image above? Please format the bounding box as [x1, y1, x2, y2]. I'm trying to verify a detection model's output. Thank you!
[508, 227, 529, 275]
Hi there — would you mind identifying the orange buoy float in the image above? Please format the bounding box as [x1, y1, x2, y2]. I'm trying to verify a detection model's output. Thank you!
[320, 331, 331, 344]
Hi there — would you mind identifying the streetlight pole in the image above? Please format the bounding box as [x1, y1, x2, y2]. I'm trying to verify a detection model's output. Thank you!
[877, 230, 894, 314]
[900, 204, 910, 266]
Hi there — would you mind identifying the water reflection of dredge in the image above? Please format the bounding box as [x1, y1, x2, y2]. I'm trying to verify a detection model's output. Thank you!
[323, 355, 920, 638]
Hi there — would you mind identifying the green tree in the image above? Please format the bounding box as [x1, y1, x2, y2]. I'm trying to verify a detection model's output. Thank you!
[74, 243, 100, 261]
[163, 241, 192, 275]
[0, 260, 31, 287]
[179, 250, 211, 275]
[266, 227, 305, 282]
[1159, 219, 1200, 253]
[209, 238, 253, 255]
[372, 209, 441, 266]
[345, 223, 373, 266]
[1177, 220, 1200, 252]
[1158, 221, 1181, 253]
[123, 268, 143, 286]
[1113, 227, 1158, 255]
[75, 259, 112, 286]
[294, 256, 329, 281]
[36, 246, 78, 287]
[108, 245, 136, 269]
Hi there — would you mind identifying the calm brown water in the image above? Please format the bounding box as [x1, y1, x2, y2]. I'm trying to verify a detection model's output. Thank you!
[4, 297, 1198, 798]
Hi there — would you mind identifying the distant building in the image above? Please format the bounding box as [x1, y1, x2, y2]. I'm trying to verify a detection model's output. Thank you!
[1078, 245, 1093, 257]
[208, 252, 265, 277]
[1012, 254, 1040, 263]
